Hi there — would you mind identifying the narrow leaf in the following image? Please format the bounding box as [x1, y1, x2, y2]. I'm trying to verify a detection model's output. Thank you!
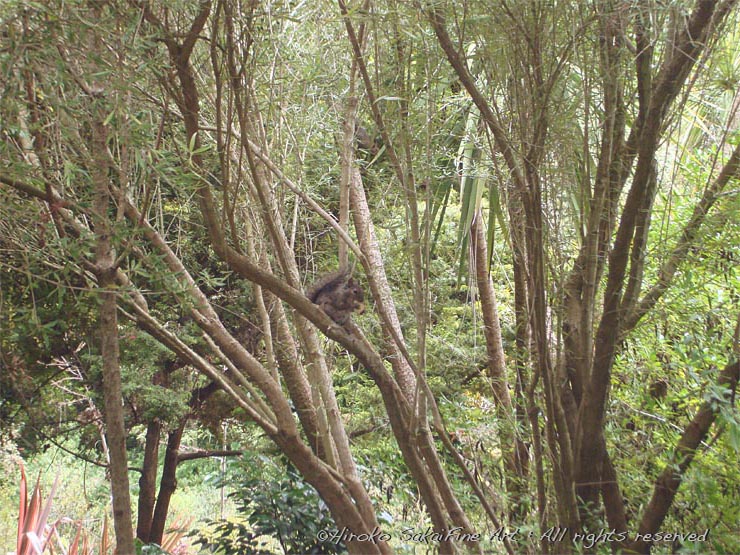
[25, 531, 44, 555]
[101, 513, 109, 555]
[36, 472, 60, 538]
[69, 522, 82, 555]
[17, 462, 28, 555]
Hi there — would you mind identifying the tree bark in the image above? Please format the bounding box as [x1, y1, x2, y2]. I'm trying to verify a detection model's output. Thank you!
[92, 114, 136, 555]
[149, 421, 186, 544]
[471, 211, 529, 521]
[136, 419, 161, 542]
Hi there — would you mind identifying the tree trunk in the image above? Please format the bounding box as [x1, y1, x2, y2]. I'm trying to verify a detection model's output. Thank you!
[470, 211, 529, 521]
[149, 421, 186, 544]
[92, 114, 135, 555]
[136, 419, 161, 542]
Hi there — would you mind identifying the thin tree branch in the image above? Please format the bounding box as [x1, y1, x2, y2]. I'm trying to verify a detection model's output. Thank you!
[630, 359, 740, 554]
[622, 141, 740, 335]
[177, 449, 242, 463]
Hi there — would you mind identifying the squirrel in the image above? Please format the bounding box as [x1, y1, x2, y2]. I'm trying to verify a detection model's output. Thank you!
[307, 269, 365, 326]
[355, 124, 379, 156]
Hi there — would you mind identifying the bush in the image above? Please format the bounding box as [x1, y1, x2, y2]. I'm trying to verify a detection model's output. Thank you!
[190, 455, 346, 555]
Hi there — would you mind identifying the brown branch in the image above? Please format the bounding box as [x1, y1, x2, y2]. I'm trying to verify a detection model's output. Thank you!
[579, 0, 736, 512]
[424, 6, 527, 192]
[177, 448, 242, 463]
[630, 359, 740, 554]
[336, 0, 407, 191]
[181, 1, 212, 59]
[348, 425, 382, 440]
[591, 0, 734, 300]
[29, 424, 142, 474]
[622, 141, 740, 335]
[621, 161, 658, 314]
[0, 174, 46, 199]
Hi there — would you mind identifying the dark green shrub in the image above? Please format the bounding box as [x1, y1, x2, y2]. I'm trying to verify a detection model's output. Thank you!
[191, 455, 346, 555]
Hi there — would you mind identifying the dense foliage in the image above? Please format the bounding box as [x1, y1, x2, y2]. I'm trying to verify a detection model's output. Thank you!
[192, 455, 347, 555]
